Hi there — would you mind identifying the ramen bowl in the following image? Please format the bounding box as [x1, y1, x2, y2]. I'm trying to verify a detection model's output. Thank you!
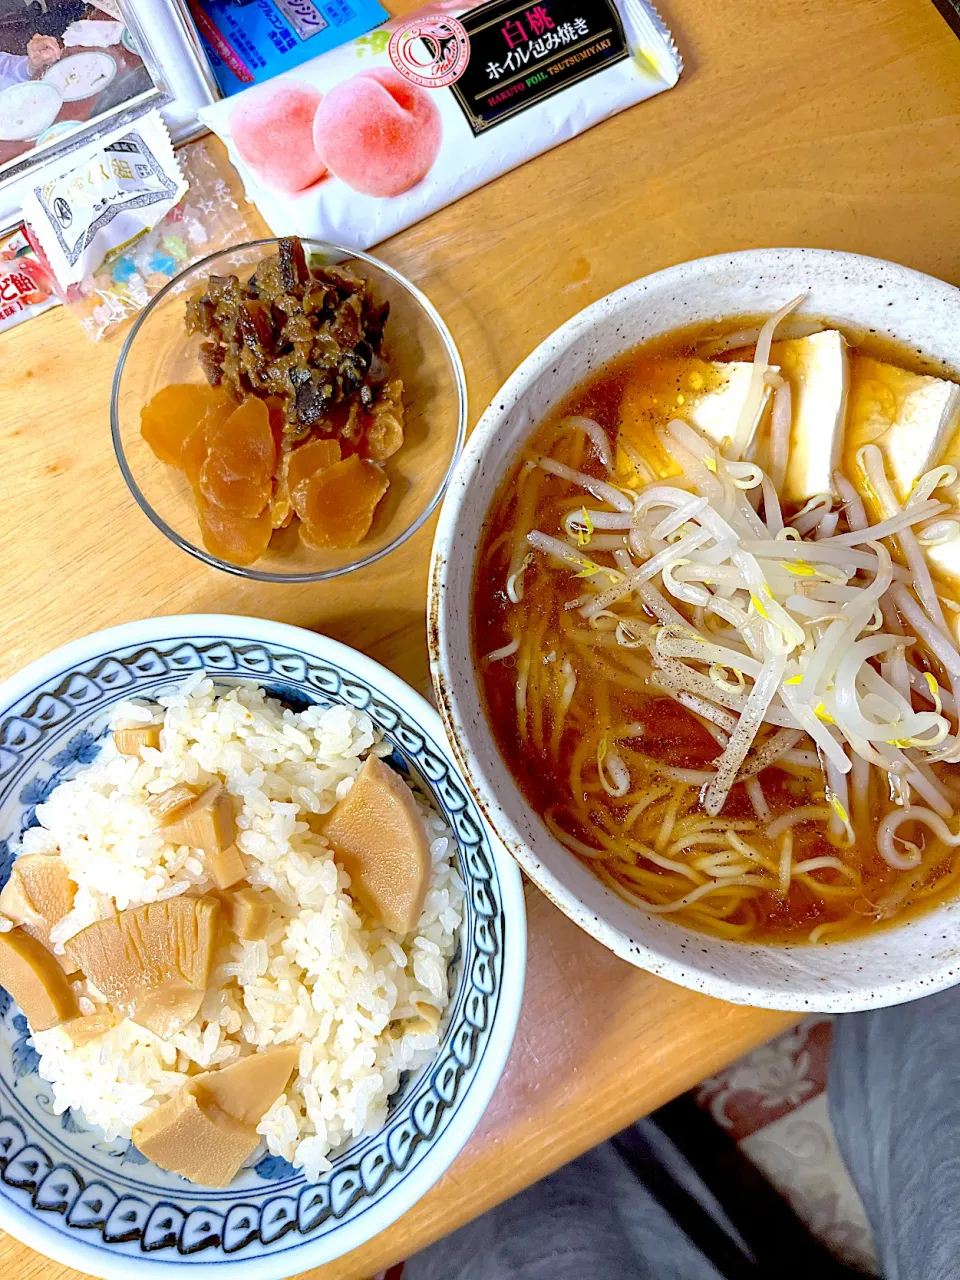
[0, 615, 524, 1278]
[112, 239, 467, 583]
[429, 246, 960, 1013]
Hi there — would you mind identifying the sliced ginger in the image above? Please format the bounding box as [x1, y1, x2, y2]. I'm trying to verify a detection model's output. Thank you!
[198, 496, 273, 567]
[287, 438, 342, 493]
[143, 366, 396, 565]
[0, 927, 79, 1031]
[200, 398, 276, 517]
[132, 1044, 299, 1187]
[322, 755, 430, 934]
[113, 725, 161, 756]
[0, 854, 78, 973]
[200, 455, 272, 519]
[162, 784, 237, 854]
[178, 389, 236, 491]
[269, 486, 293, 532]
[271, 438, 341, 529]
[296, 455, 389, 550]
[216, 886, 271, 941]
[141, 384, 221, 467]
[264, 396, 286, 451]
[65, 897, 219, 1039]
[361, 379, 405, 462]
[181, 423, 209, 490]
[205, 390, 239, 431]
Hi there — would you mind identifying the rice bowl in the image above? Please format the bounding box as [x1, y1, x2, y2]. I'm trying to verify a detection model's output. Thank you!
[15, 678, 463, 1184]
[0, 82, 61, 142]
[0, 616, 525, 1277]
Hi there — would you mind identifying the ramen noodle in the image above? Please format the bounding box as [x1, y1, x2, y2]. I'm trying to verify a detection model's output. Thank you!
[474, 306, 960, 944]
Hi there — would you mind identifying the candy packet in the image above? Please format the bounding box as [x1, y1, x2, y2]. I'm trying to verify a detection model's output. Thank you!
[200, 0, 681, 248]
[22, 111, 187, 289]
[23, 137, 263, 342]
[0, 227, 59, 333]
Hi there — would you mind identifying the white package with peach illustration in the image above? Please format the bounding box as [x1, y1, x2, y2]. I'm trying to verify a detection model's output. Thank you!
[200, 0, 681, 249]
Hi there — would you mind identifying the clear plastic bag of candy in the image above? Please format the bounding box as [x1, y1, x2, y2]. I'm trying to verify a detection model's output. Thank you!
[25, 137, 263, 342]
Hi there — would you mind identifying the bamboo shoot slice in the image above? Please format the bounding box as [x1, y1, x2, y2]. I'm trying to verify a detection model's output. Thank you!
[192, 1045, 299, 1126]
[0, 854, 78, 973]
[131, 1045, 299, 1186]
[62, 1010, 115, 1047]
[322, 755, 430, 934]
[0, 928, 79, 1031]
[216, 887, 271, 941]
[146, 783, 198, 824]
[162, 784, 237, 854]
[132, 1087, 259, 1188]
[207, 844, 247, 890]
[65, 897, 219, 1038]
[113, 725, 162, 756]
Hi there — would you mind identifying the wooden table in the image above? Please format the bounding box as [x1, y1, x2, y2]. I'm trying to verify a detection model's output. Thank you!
[1, 0, 958, 1274]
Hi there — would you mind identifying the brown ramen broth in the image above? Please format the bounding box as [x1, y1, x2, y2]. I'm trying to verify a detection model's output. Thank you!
[473, 314, 960, 944]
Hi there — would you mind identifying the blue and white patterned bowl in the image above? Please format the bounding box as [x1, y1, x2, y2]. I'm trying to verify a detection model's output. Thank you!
[0, 615, 526, 1279]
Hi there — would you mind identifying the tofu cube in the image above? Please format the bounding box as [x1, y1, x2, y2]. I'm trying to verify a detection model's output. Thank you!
[847, 355, 960, 502]
[616, 360, 773, 486]
[769, 331, 850, 504]
[686, 362, 774, 452]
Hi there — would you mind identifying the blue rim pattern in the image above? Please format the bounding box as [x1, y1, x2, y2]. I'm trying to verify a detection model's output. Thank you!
[0, 636, 506, 1264]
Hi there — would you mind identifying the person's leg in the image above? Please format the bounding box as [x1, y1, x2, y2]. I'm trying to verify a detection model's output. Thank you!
[830, 985, 960, 1280]
[404, 1135, 730, 1280]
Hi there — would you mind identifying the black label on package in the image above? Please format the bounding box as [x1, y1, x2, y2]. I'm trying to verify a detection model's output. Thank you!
[450, 0, 629, 135]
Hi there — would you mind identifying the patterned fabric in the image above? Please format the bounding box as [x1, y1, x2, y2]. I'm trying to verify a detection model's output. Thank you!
[696, 1017, 877, 1274]
[389, 1017, 878, 1277]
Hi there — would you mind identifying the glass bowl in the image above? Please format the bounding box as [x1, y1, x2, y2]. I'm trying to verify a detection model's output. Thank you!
[111, 238, 467, 582]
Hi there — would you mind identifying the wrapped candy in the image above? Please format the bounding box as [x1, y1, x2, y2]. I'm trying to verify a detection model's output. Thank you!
[23, 137, 262, 341]
[0, 227, 58, 333]
[24, 112, 187, 288]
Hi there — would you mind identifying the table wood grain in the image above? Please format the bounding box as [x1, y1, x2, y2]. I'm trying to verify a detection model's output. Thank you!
[1, 0, 958, 1274]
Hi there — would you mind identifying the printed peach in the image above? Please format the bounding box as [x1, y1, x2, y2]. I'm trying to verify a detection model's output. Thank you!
[312, 68, 442, 198]
[231, 81, 328, 194]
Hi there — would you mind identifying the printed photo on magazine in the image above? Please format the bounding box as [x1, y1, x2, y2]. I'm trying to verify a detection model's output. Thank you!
[0, 1, 161, 179]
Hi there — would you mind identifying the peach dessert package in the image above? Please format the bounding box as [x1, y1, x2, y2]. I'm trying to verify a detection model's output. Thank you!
[200, 0, 681, 248]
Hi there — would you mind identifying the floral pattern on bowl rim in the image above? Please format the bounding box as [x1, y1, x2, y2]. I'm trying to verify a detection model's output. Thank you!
[0, 616, 526, 1279]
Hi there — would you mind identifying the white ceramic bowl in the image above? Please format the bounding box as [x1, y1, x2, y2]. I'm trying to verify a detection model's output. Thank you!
[0, 615, 525, 1278]
[429, 247, 960, 1013]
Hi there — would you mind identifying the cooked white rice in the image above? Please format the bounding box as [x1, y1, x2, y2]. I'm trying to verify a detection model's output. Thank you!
[18, 677, 464, 1182]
